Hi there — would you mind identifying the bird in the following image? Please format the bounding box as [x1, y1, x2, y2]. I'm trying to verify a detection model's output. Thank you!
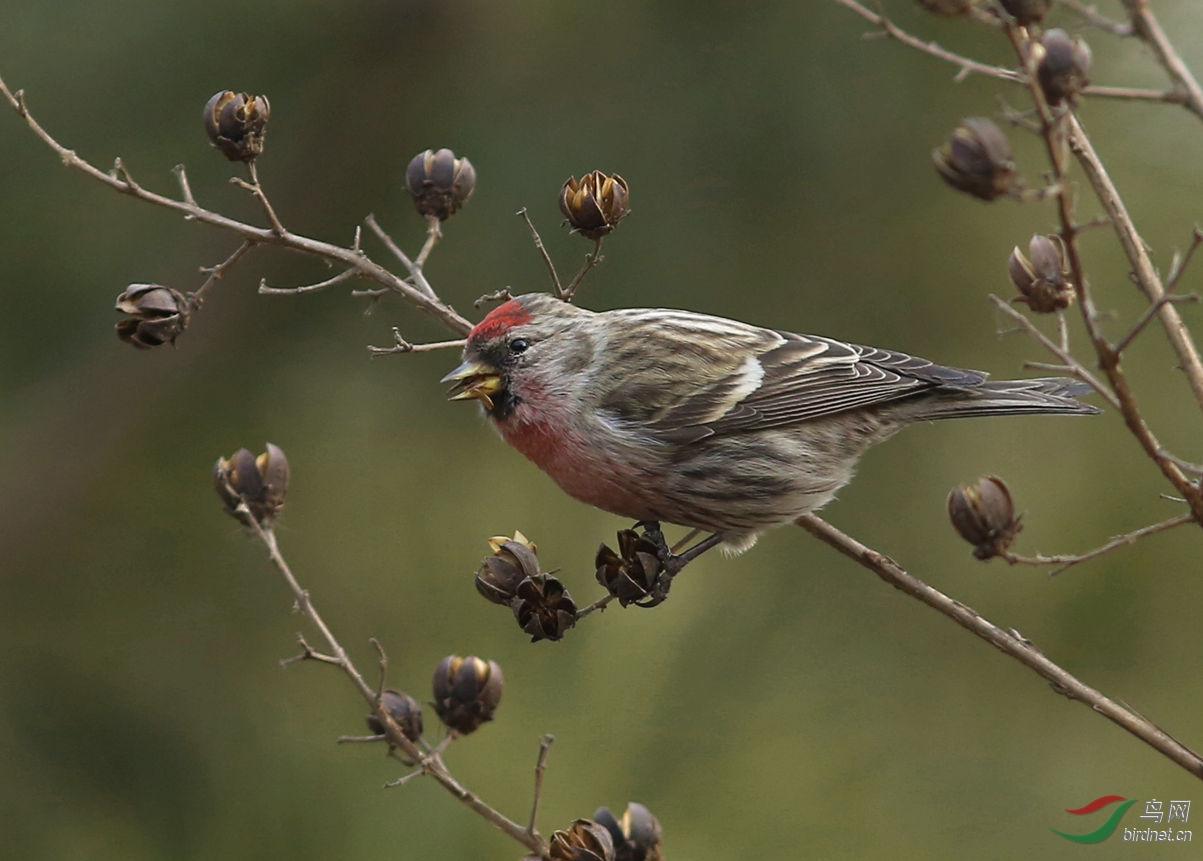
[443, 292, 1097, 562]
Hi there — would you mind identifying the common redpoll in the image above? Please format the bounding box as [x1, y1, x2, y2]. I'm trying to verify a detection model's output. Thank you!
[444, 294, 1097, 555]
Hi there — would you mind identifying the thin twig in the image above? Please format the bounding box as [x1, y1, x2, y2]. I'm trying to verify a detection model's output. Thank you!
[362, 214, 443, 303]
[1005, 511, 1195, 575]
[415, 215, 442, 269]
[191, 239, 255, 308]
[367, 329, 466, 357]
[259, 268, 358, 295]
[0, 74, 471, 335]
[1064, 112, 1203, 417]
[1120, 0, 1203, 121]
[231, 504, 547, 856]
[1166, 226, 1203, 293]
[834, 0, 1021, 84]
[573, 594, 615, 621]
[1112, 294, 1200, 357]
[172, 163, 197, 208]
[796, 513, 1203, 779]
[244, 159, 286, 236]
[528, 734, 555, 836]
[517, 208, 564, 296]
[1061, 0, 1135, 36]
[997, 22, 1203, 526]
[1082, 84, 1186, 106]
[561, 237, 605, 301]
[990, 295, 1120, 410]
[370, 637, 388, 700]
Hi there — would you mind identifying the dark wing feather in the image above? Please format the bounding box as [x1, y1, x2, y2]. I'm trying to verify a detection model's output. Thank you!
[650, 332, 987, 443]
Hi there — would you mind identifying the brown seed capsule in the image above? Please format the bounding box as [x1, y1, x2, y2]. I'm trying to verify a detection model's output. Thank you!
[559, 171, 629, 240]
[1036, 29, 1092, 106]
[115, 283, 191, 349]
[932, 118, 1015, 202]
[431, 655, 503, 735]
[204, 91, 270, 162]
[948, 476, 1022, 560]
[1008, 234, 1074, 313]
[366, 689, 424, 742]
[213, 442, 290, 526]
[550, 819, 616, 861]
[596, 529, 664, 607]
[405, 148, 476, 220]
[594, 803, 663, 861]
[999, 0, 1052, 25]
[513, 573, 577, 642]
[476, 532, 540, 605]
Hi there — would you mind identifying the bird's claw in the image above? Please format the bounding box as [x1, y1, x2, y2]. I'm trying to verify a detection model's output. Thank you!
[633, 521, 679, 606]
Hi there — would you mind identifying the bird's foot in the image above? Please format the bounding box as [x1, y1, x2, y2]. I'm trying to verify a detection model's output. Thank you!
[631, 521, 723, 606]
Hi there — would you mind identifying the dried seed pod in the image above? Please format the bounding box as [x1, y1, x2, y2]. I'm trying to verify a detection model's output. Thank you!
[999, 0, 1052, 25]
[1008, 234, 1074, 313]
[431, 655, 503, 735]
[204, 91, 270, 162]
[550, 819, 616, 861]
[115, 283, 191, 349]
[476, 531, 540, 605]
[405, 148, 476, 220]
[1036, 29, 1092, 105]
[948, 476, 1022, 560]
[596, 529, 664, 607]
[366, 689, 424, 742]
[213, 442, 290, 526]
[932, 118, 1015, 202]
[594, 803, 663, 861]
[559, 171, 629, 240]
[513, 573, 577, 642]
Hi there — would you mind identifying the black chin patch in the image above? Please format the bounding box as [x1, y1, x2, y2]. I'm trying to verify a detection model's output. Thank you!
[489, 388, 520, 420]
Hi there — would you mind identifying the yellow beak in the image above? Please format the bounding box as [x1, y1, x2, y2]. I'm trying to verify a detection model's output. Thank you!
[441, 359, 503, 411]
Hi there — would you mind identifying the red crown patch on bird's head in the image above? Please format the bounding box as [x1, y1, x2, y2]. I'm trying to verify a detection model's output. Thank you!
[470, 298, 533, 343]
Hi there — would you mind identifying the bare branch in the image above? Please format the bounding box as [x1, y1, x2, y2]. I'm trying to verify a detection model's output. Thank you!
[796, 513, 1203, 779]
[259, 268, 358, 296]
[414, 215, 442, 269]
[1083, 84, 1187, 106]
[989, 296, 1120, 410]
[517, 208, 565, 297]
[573, 594, 615, 621]
[280, 633, 341, 667]
[172, 164, 198, 208]
[367, 329, 465, 357]
[0, 73, 472, 336]
[244, 160, 286, 236]
[1005, 511, 1195, 575]
[1166, 225, 1203, 293]
[528, 734, 555, 836]
[191, 240, 255, 308]
[1112, 294, 1199, 357]
[231, 507, 547, 855]
[561, 237, 606, 302]
[363, 214, 438, 301]
[1061, 0, 1135, 36]
[833, 1, 1192, 114]
[833, 0, 1021, 84]
[1120, 0, 1203, 121]
[1064, 112, 1203, 416]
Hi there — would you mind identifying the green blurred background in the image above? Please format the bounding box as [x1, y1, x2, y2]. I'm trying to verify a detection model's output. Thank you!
[2, 2, 1201, 858]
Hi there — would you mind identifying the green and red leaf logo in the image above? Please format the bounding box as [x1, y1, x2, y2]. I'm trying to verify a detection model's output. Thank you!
[1051, 795, 1138, 843]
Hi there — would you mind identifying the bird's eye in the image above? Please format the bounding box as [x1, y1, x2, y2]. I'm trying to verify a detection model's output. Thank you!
[509, 338, 529, 353]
